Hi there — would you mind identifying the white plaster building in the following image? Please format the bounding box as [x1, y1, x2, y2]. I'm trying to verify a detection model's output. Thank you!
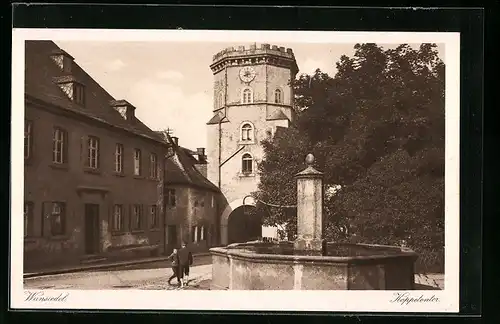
[206, 43, 299, 245]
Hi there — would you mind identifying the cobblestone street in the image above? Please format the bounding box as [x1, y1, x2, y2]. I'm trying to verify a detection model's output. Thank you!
[24, 259, 443, 290]
[24, 263, 212, 290]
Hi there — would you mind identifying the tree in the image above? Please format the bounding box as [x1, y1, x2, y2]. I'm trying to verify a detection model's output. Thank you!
[254, 43, 445, 272]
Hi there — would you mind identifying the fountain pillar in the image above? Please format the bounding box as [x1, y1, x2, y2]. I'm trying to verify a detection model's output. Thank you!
[294, 154, 324, 255]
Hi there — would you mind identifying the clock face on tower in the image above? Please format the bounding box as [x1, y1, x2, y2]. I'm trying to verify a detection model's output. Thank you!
[239, 66, 256, 83]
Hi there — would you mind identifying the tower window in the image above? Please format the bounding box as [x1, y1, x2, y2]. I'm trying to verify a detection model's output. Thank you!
[242, 153, 253, 174]
[241, 88, 253, 104]
[274, 89, 283, 104]
[218, 91, 224, 108]
[241, 123, 254, 141]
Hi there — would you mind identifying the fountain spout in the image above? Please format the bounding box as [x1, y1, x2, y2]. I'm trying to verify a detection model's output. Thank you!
[294, 154, 324, 255]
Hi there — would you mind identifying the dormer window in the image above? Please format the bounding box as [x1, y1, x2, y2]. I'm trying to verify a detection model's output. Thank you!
[57, 81, 85, 106]
[51, 55, 64, 70]
[73, 83, 85, 105]
[50, 50, 74, 73]
[116, 106, 128, 120]
[110, 100, 136, 121]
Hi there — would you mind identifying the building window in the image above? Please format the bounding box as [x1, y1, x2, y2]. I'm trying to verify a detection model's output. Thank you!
[218, 91, 224, 108]
[166, 189, 176, 207]
[115, 144, 123, 173]
[134, 149, 142, 176]
[131, 204, 143, 231]
[87, 136, 100, 169]
[149, 153, 158, 179]
[52, 127, 68, 164]
[266, 128, 274, 139]
[50, 202, 66, 236]
[274, 89, 283, 103]
[211, 195, 215, 208]
[241, 88, 253, 104]
[112, 204, 123, 231]
[192, 226, 198, 242]
[25, 120, 33, 160]
[241, 123, 254, 141]
[200, 225, 205, 241]
[73, 83, 85, 105]
[242, 153, 253, 174]
[24, 201, 34, 237]
[150, 205, 159, 229]
[51, 54, 64, 70]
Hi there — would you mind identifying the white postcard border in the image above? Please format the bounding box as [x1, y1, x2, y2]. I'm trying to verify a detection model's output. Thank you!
[11, 29, 460, 313]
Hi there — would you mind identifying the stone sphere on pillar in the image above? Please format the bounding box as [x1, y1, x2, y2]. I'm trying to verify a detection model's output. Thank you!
[305, 153, 314, 166]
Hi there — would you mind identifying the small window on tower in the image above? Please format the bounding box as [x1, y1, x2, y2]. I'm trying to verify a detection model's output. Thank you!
[218, 91, 224, 108]
[241, 88, 253, 104]
[241, 123, 253, 141]
[274, 89, 283, 104]
[242, 153, 253, 174]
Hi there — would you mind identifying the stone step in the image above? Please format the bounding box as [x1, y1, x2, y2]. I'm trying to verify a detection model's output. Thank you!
[80, 255, 108, 265]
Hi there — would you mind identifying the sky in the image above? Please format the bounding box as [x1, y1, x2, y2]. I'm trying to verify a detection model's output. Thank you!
[55, 41, 444, 151]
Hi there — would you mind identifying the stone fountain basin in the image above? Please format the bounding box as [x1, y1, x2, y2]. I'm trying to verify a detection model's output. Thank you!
[209, 241, 418, 290]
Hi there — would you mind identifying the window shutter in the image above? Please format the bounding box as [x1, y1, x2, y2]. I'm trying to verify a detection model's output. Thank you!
[29, 121, 34, 160]
[41, 202, 48, 237]
[97, 139, 101, 169]
[63, 130, 69, 164]
[108, 204, 113, 232]
[62, 202, 67, 235]
[128, 204, 132, 231]
[84, 137, 89, 167]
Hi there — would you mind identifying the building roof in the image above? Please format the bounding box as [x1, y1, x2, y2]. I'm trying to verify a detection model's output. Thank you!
[165, 143, 219, 192]
[181, 147, 208, 165]
[25, 40, 167, 145]
[206, 112, 229, 125]
[267, 109, 290, 121]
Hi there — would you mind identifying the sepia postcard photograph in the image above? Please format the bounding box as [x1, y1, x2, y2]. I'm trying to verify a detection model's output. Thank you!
[11, 28, 460, 313]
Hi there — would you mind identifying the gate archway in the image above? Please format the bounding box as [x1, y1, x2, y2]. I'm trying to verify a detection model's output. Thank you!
[227, 205, 262, 244]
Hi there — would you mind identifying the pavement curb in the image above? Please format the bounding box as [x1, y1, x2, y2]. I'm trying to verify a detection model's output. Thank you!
[24, 252, 211, 279]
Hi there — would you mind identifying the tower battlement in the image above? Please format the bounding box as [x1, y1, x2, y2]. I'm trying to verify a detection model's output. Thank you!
[212, 43, 295, 62]
[210, 43, 298, 75]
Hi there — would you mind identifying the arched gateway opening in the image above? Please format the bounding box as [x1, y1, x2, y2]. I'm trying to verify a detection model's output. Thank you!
[227, 205, 262, 244]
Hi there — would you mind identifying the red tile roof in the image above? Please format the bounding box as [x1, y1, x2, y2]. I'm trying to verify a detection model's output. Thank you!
[25, 40, 167, 145]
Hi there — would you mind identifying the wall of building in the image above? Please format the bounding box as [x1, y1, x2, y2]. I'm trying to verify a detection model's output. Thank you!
[24, 103, 165, 270]
[207, 71, 293, 206]
[207, 46, 298, 245]
[164, 185, 219, 254]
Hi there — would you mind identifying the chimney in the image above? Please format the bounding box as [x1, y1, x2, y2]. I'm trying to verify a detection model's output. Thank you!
[196, 148, 206, 162]
[171, 136, 179, 146]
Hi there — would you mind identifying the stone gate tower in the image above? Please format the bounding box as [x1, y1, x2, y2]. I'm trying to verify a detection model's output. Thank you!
[206, 43, 299, 245]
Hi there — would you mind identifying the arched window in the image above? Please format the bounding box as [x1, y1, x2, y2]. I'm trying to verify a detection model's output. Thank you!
[218, 91, 224, 108]
[241, 88, 253, 104]
[274, 89, 283, 104]
[242, 153, 253, 174]
[241, 123, 253, 141]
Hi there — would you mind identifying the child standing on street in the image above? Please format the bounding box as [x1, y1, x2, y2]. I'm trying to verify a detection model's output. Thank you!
[177, 242, 193, 288]
[167, 248, 180, 286]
